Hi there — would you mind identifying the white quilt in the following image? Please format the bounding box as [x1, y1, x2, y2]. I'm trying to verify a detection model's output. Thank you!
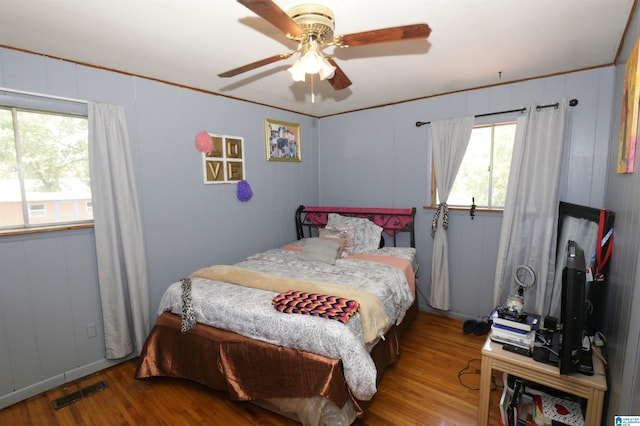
[157, 246, 415, 401]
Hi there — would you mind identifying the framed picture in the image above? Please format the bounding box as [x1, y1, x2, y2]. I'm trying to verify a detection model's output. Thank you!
[265, 119, 301, 162]
[202, 134, 245, 184]
[618, 36, 640, 174]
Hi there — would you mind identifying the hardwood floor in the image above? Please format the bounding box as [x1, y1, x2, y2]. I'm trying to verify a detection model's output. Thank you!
[0, 312, 504, 425]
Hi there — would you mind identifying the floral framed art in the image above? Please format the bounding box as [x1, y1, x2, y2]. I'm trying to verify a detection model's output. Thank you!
[265, 119, 301, 162]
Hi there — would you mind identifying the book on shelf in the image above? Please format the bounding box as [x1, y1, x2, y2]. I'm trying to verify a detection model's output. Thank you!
[490, 326, 535, 350]
[500, 375, 585, 426]
[492, 312, 541, 332]
[491, 324, 535, 340]
[492, 322, 530, 335]
[529, 388, 584, 426]
[516, 400, 533, 426]
[508, 379, 523, 426]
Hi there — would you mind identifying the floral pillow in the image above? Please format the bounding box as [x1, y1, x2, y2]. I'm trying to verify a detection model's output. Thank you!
[319, 225, 355, 256]
[326, 214, 383, 253]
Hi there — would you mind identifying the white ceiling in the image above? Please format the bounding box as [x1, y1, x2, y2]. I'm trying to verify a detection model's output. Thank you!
[0, 0, 634, 117]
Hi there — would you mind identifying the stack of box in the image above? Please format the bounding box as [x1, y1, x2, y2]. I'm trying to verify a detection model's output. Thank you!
[490, 311, 540, 352]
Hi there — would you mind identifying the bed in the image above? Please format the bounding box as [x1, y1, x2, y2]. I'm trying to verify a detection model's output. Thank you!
[135, 205, 418, 425]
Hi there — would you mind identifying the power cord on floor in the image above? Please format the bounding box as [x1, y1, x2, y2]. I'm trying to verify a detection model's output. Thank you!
[457, 358, 498, 391]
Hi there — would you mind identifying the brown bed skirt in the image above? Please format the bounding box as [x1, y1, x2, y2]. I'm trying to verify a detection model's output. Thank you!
[135, 299, 418, 415]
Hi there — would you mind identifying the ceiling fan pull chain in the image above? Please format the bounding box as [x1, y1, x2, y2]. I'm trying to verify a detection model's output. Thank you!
[311, 74, 315, 103]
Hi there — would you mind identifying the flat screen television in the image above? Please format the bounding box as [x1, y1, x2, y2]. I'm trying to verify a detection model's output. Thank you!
[559, 240, 586, 375]
[553, 201, 614, 336]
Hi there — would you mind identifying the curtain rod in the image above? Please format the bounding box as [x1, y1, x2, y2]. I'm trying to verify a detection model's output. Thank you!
[0, 86, 88, 105]
[415, 98, 579, 127]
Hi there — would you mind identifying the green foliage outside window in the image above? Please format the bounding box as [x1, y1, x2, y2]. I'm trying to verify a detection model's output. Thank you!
[0, 107, 91, 229]
[441, 122, 516, 209]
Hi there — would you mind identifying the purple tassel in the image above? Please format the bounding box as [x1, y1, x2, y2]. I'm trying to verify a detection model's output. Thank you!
[237, 180, 253, 202]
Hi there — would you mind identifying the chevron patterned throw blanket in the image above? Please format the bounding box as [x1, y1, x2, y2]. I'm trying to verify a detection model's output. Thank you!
[272, 290, 360, 323]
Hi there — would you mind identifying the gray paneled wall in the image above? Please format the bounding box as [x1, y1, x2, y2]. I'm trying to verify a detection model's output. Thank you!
[0, 229, 104, 408]
[0, 46, 318, 408]
[604, 1, 640, 418]
[1, 43, 632, 421]
[319, 68, 614, 320]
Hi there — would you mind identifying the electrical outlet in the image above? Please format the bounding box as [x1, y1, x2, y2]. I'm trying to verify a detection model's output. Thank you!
[86, 323, 97, 339]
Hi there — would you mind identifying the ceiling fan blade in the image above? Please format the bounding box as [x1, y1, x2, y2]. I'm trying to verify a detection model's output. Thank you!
[326, 59, 352, 90]
[218, 52, 294, 77]
[337, 23, 432, 47]
[237, 0, 305, 38]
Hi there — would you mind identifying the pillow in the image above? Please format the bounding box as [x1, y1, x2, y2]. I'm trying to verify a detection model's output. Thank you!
[320, 236, 347, 250]
[301, 238, 343, 265]
[319, 226, 355, 256]
[326, 214, 383, 253]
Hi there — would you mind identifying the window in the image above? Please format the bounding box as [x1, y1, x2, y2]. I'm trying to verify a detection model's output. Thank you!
[0, 105, 92, 230]
[28, 203, 47, 218]
[433, 122, 516, 209]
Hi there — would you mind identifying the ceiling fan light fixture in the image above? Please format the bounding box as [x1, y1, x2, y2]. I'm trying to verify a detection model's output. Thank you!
[318, 57, 336, 80]
[298, 37, 324, 74]
[300, 50, 323, 74]
[222, 1, 430, 94]
[287, 59, 306, 82]
[289, 36, 334, 81]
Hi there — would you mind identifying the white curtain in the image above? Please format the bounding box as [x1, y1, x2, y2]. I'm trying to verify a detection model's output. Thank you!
[89, 102, 150, 359]
[493, 99, 569, 315]
[429, 116, 474, 310]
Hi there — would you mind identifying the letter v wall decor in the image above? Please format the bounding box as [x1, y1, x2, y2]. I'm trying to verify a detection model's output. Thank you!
[197, 132, 245, 184]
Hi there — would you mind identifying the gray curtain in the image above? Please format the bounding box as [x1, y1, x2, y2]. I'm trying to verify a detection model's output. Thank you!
[429, 116, 474, 310]
[88, 102, 150, 359]
[493, 99, 569, 315]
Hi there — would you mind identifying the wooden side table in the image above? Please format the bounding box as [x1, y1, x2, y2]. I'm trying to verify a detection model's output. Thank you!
[477, 338, 607, 426]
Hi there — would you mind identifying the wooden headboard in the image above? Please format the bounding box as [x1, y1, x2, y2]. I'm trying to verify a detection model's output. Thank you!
[295, 205, 417, 248]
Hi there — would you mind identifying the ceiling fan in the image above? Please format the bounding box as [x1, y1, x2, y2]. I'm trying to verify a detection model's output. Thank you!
[219, 0, 432, 90]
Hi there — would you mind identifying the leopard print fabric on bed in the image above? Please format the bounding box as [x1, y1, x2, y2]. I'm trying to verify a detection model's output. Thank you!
[180, 277, 196, 333]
